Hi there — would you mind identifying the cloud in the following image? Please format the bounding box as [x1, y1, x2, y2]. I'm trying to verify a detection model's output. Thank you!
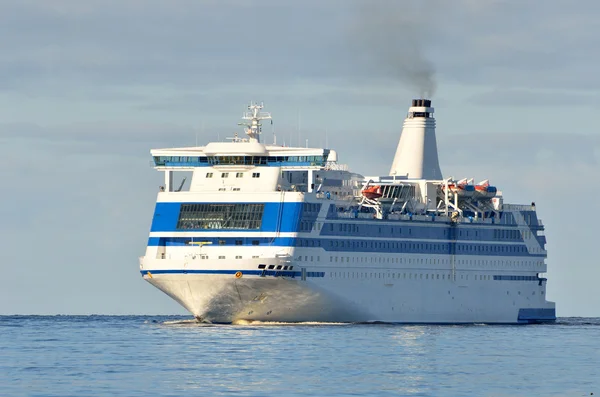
[428, 1, 600, 91]
[0, 121, 197, 147]
[0, 124, 179, 315]
[1, 0, 600, 316]
[467, 88, 600, 107]
[0, 0, 349, 93]
[439, 133, 599, 167]
[2, 0, 599, 101]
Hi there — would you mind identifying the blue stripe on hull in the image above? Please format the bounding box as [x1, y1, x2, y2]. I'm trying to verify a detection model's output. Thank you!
[494, 275, 539, 281]
[141, 269, 541, 283]
[518, 308, 556, 323]
[141, 269, 325, 278]
[146, 236, 544, 257]
[147, 237, 296, 247]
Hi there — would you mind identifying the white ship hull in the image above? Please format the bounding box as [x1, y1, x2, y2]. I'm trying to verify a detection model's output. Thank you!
[141, 257, 555, 324]
[144, 273, 360, 323]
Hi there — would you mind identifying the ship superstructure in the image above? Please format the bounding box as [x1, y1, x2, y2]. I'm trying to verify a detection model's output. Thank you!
[139, 100, 556, 324]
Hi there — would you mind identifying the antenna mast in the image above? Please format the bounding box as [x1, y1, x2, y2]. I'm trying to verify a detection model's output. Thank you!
[238, 102, 271, 143]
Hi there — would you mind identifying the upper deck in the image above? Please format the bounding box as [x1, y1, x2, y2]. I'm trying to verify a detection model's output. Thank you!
[148, 102, 544, 233]
[152, 143, 333, 169]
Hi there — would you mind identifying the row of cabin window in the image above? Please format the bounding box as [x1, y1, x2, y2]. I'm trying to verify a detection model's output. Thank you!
[329, 223, 417, 235]
[154, 155, 326, 165]
[206, 172, 260, 178]
[323, 256, 543, 267]
[299, 221, 317, 232]
[329, 272, 493, 281]
[205, 155, 325, 165]
[331, 223, 526, 240]
[296, 238, 528, 254]
[494, 229, 521, 239]
[209, 240, 263, 245]
[164, 252, 542, 269]
[214, 255, 260, 259]
[302, 203, 321, 213]
[296, 256, 321, 262]
[160, 254, 261, 259]
[325, 273, 542, 295]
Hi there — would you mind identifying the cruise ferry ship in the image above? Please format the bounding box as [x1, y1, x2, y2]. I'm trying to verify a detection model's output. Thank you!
[139, 99, 556, 324]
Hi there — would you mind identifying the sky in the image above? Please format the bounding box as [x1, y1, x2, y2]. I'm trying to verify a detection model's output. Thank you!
[1, 0, 599, 316]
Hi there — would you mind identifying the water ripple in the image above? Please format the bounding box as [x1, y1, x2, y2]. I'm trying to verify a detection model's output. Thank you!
[0, 316, 598, 396]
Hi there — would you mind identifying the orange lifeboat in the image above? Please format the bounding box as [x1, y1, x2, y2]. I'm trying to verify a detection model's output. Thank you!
[443, 181, 475, 198]
[474, 180, 497, 199]
[362, 185, 382, 199]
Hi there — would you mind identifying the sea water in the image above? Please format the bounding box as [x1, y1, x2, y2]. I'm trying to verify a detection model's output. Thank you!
[0, 316, 598, 397]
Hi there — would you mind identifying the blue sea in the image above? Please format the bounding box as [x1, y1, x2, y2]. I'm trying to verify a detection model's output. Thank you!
[0, 316, 598, 397]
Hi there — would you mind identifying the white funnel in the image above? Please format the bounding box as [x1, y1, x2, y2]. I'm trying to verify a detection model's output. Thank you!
[389, 99, 443, 179]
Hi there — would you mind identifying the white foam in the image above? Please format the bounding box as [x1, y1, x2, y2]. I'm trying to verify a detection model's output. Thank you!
[161, 319, 214, 327]
[231, 319, 350, 326]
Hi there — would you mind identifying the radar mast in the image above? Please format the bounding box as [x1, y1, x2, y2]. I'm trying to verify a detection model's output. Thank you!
[238, 102, 271, 143]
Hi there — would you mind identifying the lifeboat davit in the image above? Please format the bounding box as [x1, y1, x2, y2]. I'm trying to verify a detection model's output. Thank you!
[362, 185, 382, 200]
[474, 180, 497, 199]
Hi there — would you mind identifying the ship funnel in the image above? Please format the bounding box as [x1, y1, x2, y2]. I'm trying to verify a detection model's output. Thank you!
[389, 99, 443, 179]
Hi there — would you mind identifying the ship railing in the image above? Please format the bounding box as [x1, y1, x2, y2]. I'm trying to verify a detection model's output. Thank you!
[316, 191, 333, 199]
[356, 213, 374, 219]
[411, 215, 429, 221]
[316, 191, 352, 200]
[329, 210, 508, 224]
[324, 162, 348, 171]
[503, 204, 536, 211]
[452, 216, 495, 224]
[315, 191, 339, 199]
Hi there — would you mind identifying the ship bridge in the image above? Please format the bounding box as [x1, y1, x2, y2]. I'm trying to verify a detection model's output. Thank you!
[151, 144, 342, 194]
[150, 103, 349, 195]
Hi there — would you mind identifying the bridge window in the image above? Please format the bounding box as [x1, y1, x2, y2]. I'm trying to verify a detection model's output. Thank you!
[176, 203, 264, 230]
[206, 172, 213, 178]
[236, 172, 244, 178]
[221, 173, 229, 178]
[252, 172, 261, 178]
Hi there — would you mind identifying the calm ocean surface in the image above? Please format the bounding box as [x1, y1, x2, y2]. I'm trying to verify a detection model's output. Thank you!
[0, 316, 598, 397]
